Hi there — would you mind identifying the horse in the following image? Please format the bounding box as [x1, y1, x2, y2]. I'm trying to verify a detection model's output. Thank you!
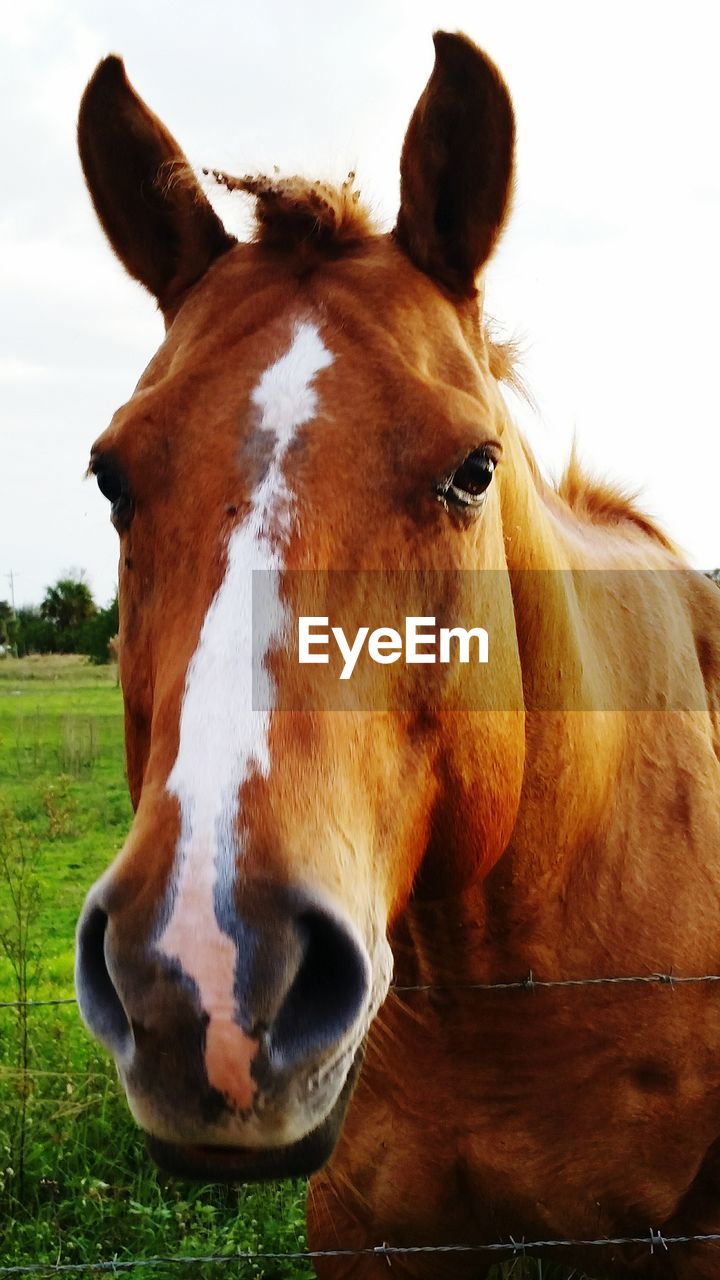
[75, 32, 720, 1279]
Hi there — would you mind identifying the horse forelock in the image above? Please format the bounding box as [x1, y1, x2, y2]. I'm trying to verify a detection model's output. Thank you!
[209, 169, 377, 255]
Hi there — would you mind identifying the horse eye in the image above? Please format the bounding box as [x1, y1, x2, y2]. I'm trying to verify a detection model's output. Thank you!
[95, 467, 124, 504]
[438, 448, 496, 509]
[92, 460, 133, 531]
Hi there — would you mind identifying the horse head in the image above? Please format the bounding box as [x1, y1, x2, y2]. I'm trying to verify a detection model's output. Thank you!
[75, 33, 527, 1180]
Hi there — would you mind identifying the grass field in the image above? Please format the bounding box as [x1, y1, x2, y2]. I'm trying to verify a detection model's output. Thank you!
[0, 655, 588, 1279]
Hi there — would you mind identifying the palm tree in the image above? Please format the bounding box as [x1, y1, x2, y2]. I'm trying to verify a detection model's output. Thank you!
[41, 576, 96, 649]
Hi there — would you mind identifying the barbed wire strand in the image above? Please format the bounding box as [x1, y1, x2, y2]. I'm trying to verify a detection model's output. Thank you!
[393, 971, 720, 992]
[5, 972, 720, 1010]
[0, 997, 77, 1009]
[2, 1229, 720, 1275]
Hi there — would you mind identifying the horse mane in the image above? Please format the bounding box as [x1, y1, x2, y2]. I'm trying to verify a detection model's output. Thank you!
[557, 446, 677, 552]
[486, 330, 529, 404]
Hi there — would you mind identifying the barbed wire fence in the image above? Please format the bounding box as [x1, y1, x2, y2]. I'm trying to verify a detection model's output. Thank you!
[6, 968, 720, 1010]
[4, 972, 720, 1274]
[3, 1229, 720, 1278]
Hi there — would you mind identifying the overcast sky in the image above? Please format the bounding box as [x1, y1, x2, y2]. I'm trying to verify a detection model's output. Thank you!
[2, 0, 719, 609]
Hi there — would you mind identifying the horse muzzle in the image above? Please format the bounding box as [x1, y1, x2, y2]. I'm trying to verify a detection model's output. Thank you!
[75, 874, 385, 1177]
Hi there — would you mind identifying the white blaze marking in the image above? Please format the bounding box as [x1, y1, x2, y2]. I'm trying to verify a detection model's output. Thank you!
[156, 322, 333, 1105]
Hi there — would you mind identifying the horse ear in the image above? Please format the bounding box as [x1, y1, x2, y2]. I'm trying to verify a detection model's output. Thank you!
[78, 56, 234, 315]
[395, 32, 515, 299]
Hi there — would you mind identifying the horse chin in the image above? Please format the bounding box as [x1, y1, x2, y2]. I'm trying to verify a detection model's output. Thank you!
[147, 1118, 336, 1182]
[145, 1045, 363, 1183]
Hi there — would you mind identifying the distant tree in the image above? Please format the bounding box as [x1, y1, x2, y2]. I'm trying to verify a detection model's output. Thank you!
[40, 574, 96, 652]
[0, 600, 15, 648]
[79, 593, 119, 664]
[13, 607, 56, 656]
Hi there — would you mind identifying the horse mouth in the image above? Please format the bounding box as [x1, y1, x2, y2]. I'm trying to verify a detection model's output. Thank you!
[145, 1044, 364, 1182]
[147, 1123, 335, 1181]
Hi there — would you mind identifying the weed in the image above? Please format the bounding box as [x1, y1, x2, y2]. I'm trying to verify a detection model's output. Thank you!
[0, 806, 43, 1192]
[43, 776, 77, 840]
[58, 717, 98, 777]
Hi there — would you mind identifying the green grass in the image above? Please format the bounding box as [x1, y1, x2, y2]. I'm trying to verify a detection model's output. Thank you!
[0, 655, 128, 999]
[0, 655, 589, 1279]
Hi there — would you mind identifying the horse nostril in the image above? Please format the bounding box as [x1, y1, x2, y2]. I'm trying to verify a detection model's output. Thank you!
[75, 903, 132, 1056]
[268, 906, 369, 1068]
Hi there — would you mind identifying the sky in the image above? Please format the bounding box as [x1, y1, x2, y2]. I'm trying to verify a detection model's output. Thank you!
[2, 0, 719, 609]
